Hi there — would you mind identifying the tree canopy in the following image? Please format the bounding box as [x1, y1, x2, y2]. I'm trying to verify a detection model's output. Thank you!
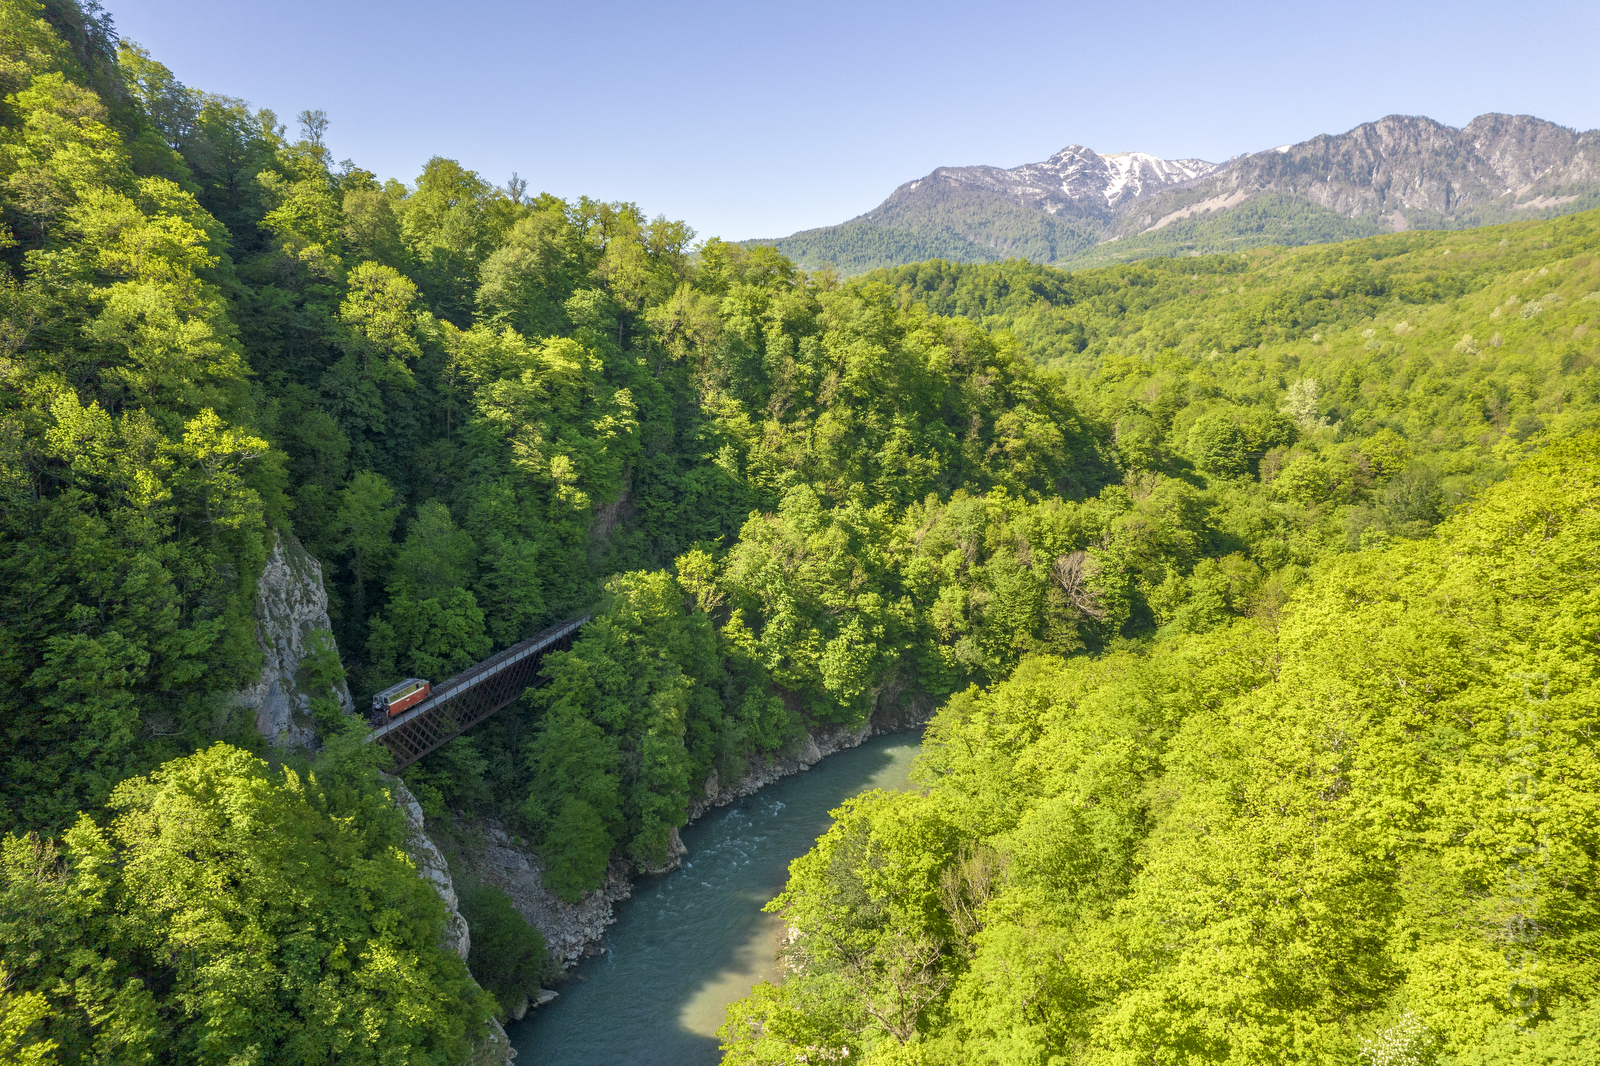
[0, 3, 1597, 1063]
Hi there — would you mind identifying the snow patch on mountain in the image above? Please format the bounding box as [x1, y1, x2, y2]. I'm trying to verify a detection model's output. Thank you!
[1001, 144, 1217, 209]
[1100, 151, 1216, 206]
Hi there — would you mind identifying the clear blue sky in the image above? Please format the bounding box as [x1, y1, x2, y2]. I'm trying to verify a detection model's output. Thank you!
[107, 0, 1600, 242]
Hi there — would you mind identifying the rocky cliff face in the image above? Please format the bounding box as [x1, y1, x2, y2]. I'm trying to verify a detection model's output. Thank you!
[240, 540, 512, 1063]
[454, 826, 638, 968]
[237, 533, 352, 748]
[684, 717, 875, 821]
[392, 776, 473, 960]
[391, 776, 516, 1066]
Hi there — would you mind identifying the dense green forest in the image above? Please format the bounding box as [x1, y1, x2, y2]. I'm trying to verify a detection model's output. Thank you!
[763, 219, 1007, 275]
[1046, 189, 1600, 272]
[0, 1, 1597, 1062]
[766, 188, 1104, 275]
[720, 433, 1600, 1065]
[1056, 192, 1389, 269]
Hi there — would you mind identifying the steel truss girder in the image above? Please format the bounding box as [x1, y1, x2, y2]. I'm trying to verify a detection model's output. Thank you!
[366, 615, 589, 770]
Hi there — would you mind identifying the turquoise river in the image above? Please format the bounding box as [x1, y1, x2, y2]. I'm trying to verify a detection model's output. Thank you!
[508, 731, 923, 1065]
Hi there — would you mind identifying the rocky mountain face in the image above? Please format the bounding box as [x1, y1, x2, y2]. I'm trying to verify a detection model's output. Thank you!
[236, 533, 352, 748]
[767, 113, 1600, 273]
[391, 777, 517, 1065]
[1117, 113, 1600, 236]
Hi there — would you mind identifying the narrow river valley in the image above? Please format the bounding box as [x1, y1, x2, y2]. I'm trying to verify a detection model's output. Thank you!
[509, 732, 924, 1065]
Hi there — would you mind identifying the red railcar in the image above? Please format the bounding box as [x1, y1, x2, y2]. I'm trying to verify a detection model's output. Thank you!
[372, 678, 431, 721]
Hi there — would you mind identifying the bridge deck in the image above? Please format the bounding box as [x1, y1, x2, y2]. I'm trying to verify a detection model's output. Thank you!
[367, 614, 590, 769]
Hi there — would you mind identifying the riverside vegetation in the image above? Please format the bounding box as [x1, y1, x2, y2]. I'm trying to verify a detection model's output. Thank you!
[0, 2, 1597, 1063]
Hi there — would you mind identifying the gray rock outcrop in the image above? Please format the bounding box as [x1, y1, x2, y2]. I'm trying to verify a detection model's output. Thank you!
[389, 776, 515, 1065]
[239, 536, 513, 1061]
[770, 111, 1600, 271]
[391, 776, 472, 960]
[238, 533, 352, 748]
[456, 823, 635, 967]
[684, 717, 875, 822]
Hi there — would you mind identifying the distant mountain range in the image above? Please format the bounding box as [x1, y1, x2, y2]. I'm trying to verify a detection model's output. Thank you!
[760, 113, 1600, 274]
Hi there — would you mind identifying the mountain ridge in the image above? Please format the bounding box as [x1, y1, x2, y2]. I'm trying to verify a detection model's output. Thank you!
[858, 144, 1218, 225]
[1113, 112, 1600, 236]
[761, 112, 1600, 273]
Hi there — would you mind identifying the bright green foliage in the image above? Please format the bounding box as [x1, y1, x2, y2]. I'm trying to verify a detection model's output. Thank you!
[1185, 410, 1248, 477]
[522, 566, 776, 893]
[1445, 999, 1600, 1065]
[1061, 192, 1392, 269]
[0, 4, 278, 833]
[418, 210, 1600, 901]
[367, 501, 492, 679]
[862, 224, 1600, 586]
[299, 626, 352, 737]
[0, 961, 59, 1066]
[723, 434, 1600, 1064]
[763, 219, 1010, 276]
[4, 7, 1600, 1061]
[0, 744, 494, 1065]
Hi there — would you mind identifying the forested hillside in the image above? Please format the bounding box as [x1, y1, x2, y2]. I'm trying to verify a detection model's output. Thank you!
[766, 195, 1386, 276]
[0, 1, 1597, 1063]
[721, 434, 1600, 1065]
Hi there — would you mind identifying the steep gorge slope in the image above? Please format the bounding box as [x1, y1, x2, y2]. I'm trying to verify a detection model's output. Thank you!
[4, 3, 1599, 1063]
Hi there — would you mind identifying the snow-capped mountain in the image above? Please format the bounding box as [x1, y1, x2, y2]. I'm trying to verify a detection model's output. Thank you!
[860, 145, 1217, 224]
[1025, 147, 1216, 210]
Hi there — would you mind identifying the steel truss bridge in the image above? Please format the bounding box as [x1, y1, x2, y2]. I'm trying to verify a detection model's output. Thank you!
[366, 614, 590, 770]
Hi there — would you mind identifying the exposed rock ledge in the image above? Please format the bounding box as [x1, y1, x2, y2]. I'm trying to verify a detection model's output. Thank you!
[390, 776, 516, 1065]
[236, 532, 352, 749]
[456, 825, 636, 968]
[453, 705, 928, 985]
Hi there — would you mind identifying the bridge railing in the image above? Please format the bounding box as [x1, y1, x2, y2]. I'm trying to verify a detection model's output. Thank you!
[366, 614, 591, 769]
